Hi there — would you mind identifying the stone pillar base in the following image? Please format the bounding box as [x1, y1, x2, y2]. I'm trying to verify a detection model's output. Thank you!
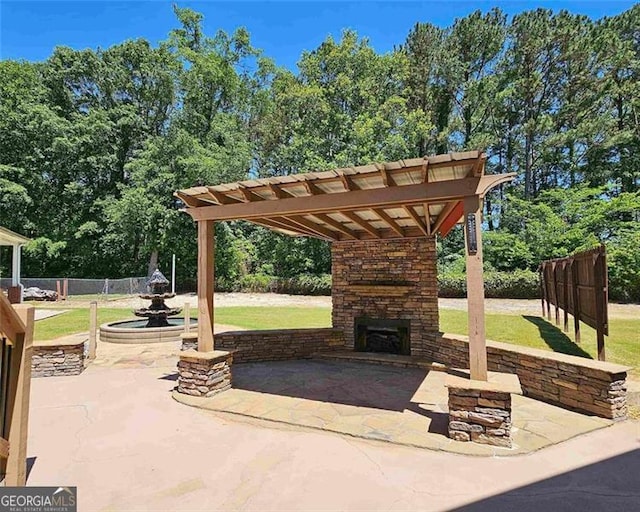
[177, 350, 233, 397]
[180, 332, 198, 351]
[446, 372, 521, 448]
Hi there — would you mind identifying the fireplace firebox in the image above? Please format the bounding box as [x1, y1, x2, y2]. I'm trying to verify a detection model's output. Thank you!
[354, 317, 410, 355]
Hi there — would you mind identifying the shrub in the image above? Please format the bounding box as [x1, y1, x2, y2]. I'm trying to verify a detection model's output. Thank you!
[607, 230, 640, 302]
[272, 274, 332, 295]
[437, 269, 539, 299]
[217, 273, 332, 296]
[238, 273, 275, 293]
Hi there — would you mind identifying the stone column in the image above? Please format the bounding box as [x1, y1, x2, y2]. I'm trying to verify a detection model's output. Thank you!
[177, 350, 233, 397]
[446, 372, 521, 448]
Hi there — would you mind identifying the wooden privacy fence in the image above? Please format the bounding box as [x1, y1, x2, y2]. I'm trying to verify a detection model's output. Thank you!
[539, 245, 608, 361]
[0, 292, 33, 485]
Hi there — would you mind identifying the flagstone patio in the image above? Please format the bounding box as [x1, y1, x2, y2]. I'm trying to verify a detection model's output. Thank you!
[174, 358, 612, 456]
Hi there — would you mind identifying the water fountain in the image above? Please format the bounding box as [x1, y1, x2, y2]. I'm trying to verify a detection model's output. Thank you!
[134, 269, 181, 327]
[100, 268, 196, 344]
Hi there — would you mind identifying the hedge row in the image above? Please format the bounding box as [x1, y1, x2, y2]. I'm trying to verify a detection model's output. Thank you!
[437, 269, 540, 299]
[216, 274, 332, 296]
[216, 269, 541, 298]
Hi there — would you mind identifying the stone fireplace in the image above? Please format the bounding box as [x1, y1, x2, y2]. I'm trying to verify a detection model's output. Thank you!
[332, 238, 439, 357]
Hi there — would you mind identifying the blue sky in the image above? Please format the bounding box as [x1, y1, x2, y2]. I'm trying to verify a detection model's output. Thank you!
[1, 1, 637, 70]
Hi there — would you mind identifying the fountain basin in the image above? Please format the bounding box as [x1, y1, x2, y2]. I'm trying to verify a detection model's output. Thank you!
[100, 318, 198, 344]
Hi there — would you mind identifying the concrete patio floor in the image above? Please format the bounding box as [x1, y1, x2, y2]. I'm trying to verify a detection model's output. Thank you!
[25, 339, 640, 511]
[174, 359, 611, 456]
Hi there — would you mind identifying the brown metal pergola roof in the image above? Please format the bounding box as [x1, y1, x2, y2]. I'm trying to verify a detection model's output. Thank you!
[175, 151, 515, 241]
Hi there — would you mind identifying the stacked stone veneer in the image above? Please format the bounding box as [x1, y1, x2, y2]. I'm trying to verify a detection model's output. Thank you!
[332, 238, 438, 356]
[181, 332, 198, 351]
[177, 351, 232, 397]
[32, 343, 85, 377]
[448, 388, 513, 447]
[429, 334, 629, 420]
[214, 328, 344, 363]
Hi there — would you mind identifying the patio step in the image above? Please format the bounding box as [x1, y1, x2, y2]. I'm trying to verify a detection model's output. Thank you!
[312, 351, 448, 371]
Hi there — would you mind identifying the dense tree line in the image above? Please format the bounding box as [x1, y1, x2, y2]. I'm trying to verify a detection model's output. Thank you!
[1, 6, 638, 299]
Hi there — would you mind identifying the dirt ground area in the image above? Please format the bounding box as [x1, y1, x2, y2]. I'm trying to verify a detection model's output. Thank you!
[52, 293, 638, 319]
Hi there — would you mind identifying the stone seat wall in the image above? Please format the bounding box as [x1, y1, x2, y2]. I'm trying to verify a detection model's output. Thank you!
[428, 334, 630, 420]
[32, 336, 86, 377]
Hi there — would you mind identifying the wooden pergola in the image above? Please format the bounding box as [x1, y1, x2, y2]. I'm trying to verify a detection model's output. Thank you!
[176, 151, 514, 381]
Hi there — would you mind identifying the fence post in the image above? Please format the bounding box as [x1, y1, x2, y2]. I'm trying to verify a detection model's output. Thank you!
[552, 262, 560, 325]
[56, 280, 61, 301]
[88, 301, 98, 360]
[184, 302, 191, 333]
[562, 261, 569, 332]
[539, 265, 545, 317]
[63, 278, 68, 300]
[594, 248, 606, 361]
[571, 260, 581, 344]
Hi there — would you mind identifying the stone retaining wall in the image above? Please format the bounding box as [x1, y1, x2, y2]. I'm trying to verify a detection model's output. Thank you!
[214, 328, 344, 363]
[32, 343, 85, 377]
[428, 334, 629, 420]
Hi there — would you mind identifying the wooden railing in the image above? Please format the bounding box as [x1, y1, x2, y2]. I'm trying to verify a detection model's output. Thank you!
[0, 292, 34, 486]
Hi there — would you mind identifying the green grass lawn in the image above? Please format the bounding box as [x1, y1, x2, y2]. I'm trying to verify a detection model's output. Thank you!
[35, 306, 639, 375]
[35, 308, 137, 340]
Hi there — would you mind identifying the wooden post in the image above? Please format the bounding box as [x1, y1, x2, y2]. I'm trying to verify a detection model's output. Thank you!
[552, 263, 560, 325]
[63, 278, 68, 300]
[184, 302, 191, 334]
[562, 261, 569, 332]
[571, 261, 581, 344]
[5, 304, 34, 486]
[544, 265, 552, 321]
[594, 249, 606, 361]
[539, 265, 545, 317]
[56, 280, 61, 301]
[88, 301, 97, 360]
[463, 196, 487, 381]
[197, 221, 215, 352]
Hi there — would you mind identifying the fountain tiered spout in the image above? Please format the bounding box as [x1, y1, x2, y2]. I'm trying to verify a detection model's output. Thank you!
[134, 269, 182, 327]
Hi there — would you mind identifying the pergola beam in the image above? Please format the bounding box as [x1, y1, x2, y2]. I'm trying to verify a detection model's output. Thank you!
[238, 185, 265, 202]
[176, 191, 208, 208]
[431, 201, 459, 234]
[421, 158, 429, 183]
[283, 215, 340, 241]
[372, 209, 404, 236]
[403, 205, 430, 237]
[252, 217, 319, 238]
[341, 211, 380, 238]
[304, 181, 325, 196]
[206, 188, 242, 205]
[269, 183, 296, 199]
[377, 164, 396, 187]
[311, 213, 360, 240]
[188, 174, 514, 222]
